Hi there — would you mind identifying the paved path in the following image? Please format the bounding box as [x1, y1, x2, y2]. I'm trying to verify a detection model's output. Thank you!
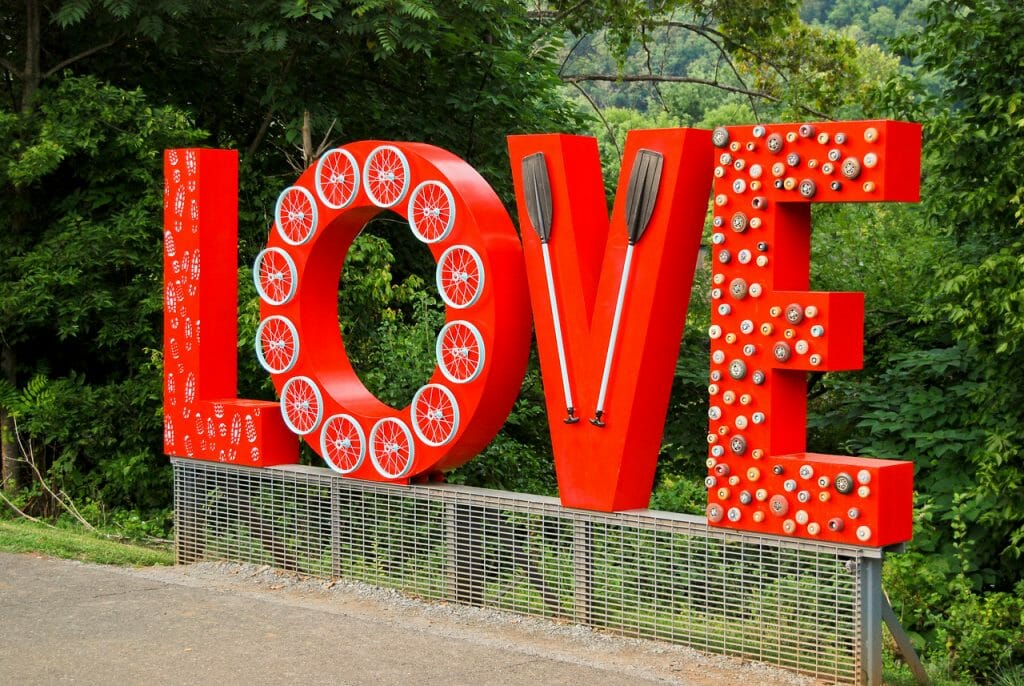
[0, 553, 813, 686]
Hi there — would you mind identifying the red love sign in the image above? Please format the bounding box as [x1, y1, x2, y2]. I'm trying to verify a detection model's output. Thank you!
[163, 120, 921, 547]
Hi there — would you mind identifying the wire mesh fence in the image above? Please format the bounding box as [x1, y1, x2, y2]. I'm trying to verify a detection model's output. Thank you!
[173, 459, 872, 684]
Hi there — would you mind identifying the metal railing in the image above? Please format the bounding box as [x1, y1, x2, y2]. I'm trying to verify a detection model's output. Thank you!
[173, 459, 884, 684]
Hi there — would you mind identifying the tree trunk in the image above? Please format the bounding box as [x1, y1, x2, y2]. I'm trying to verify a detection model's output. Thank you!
[1, 345, 24, 491]
[301, 109, 313, 168]
[21, 0, 41, 114]
[2, 2, 39, 491]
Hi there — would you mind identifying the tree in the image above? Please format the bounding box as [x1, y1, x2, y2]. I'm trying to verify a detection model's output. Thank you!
[800, 1, 1024, 676]
[0, 75, 204, 506]
[1, 0, 193, 492]
[0, 0, 584, 508]
[891, 0, 1024, 588]
[531, 0, 891, 122]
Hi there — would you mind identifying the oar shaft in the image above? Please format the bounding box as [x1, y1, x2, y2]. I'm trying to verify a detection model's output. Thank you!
[595, 243, 634, 417]
[542, 242, 575, 414]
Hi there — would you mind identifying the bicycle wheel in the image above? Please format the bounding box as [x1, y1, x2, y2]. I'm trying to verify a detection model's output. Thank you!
[410, 383, 460, 447]
[253, 247, 298, 306]
[255, 315, 300, 374]
[436, 244, 485, 309]
[408, 180, 455, 243]
[369, 417, 415, 478]
[362, 145, 410, 208]
[320, 413, 366, 474]
[274, 185, 318, 246]
[436, 320, 485, 384]
[280, 375, 324, 435]
[315, 148, 360, 209]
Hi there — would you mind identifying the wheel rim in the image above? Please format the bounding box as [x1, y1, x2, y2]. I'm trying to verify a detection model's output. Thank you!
[253, 247, 298, 306]
[408, 180, 455, 243]
[280, 375, 324, 435]
[320, 413, 366, 474]
[315, 148, 360, 209]
[436, 320, 485, 384]
[362, 145, 410, 208]
[436, 244, 485, 309]
[411, 383, 460, 447]
[255, 315, 300, 374]
[369, 417, 415, 478]
[275, 186, 318, 246]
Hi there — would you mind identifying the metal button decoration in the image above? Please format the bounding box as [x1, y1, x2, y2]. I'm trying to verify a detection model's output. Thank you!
[731, 212, 749, 233]
[798, 179, 816, 199]
[834, 472, 854, 494]
[728, 359, 747, 380]
[703, 120, 920, 547]
[841, 157, 862, 180]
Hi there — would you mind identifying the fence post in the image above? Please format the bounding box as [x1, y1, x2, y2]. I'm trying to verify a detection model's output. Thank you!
[330, 478, 342, 579]
[573, 518, 592, 623]
[445, 500, 458, 600]
[446, 500, 486, 604]
[173, 460, 207, 564]
[860, 554, 883, 686]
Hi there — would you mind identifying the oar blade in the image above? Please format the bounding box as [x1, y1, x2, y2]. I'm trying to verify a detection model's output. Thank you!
[522, 152, 553, 243]
[624, 149, 664, 245]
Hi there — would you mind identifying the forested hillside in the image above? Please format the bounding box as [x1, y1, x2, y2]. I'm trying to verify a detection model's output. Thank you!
[2, 1, 1022, 682]
[803, 0, 927, 42]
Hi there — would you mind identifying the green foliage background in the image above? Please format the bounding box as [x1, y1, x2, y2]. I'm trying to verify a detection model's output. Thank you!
[2, 0, 1022, 682]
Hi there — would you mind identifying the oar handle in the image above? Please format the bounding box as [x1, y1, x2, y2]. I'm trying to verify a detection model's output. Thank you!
[590, 243, 635, 427]
[541, 243, 578, 424]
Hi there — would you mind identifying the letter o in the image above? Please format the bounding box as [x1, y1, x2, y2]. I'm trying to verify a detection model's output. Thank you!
[253, 141, 531, 481]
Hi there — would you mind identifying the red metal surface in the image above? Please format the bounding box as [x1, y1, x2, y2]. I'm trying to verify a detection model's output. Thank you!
[163, 148, 297, 466]
[508, 130, 714, 511]
[255, 142, 532, 482]
[704, 120, 921, 546]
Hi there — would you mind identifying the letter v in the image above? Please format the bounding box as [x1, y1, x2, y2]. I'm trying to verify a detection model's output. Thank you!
[508, 130, 713, 511]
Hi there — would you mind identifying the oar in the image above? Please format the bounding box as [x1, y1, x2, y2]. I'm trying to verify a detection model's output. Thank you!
[522, 152, 579, 424]
[590, 149, 664, 427]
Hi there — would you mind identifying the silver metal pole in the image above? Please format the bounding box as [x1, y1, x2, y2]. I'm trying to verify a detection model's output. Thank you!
[541, 242, 575, 418]
[594, 243, 634, 422]
[860, 555, 883, 686]
[882, 589, 932, 685]
[573, 518, 592, 624]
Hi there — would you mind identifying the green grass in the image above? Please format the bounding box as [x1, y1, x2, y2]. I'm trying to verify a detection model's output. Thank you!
[883, 648, 979, 686]
[0, 519, 174, 566]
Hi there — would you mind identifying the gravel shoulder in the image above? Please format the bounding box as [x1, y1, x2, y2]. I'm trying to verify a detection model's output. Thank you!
[0, 552, 818, 685]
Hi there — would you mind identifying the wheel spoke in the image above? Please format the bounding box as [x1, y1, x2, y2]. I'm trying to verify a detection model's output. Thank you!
[256, 315, 299, 374]
[253, 248, 298, 306]
[320, 413, 365, 474]
[363, 146, 410, 208]
[436, 245, 485, 309]
[411, 384, 460, 447]
[409, 180, 456, 243]
[369, 417, 415, 478]
[280, 375, 323, 435]
[315, 148, 360, 209]
[275, 186, 318, 246]
[436, 320, 485, 384]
